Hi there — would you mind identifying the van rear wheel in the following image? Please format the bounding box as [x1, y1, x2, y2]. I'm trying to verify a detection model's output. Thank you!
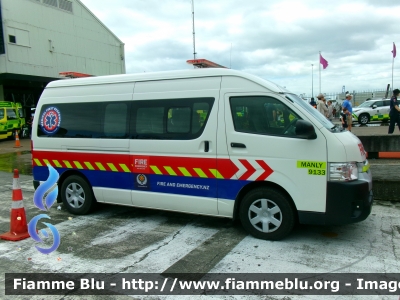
[61, 175, 95, 215]
[239, 187, 295, 240]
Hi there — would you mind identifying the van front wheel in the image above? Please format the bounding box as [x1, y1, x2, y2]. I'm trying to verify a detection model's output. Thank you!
[61, 175, 95, 215]
[239, 187, 295, 240]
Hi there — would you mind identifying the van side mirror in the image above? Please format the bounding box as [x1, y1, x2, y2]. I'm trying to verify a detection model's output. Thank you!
[295, 120, 317, 139]
[372, 105, 377, 109]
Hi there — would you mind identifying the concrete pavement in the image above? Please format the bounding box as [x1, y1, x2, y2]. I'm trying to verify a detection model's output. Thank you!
[0, 138, 31, 155]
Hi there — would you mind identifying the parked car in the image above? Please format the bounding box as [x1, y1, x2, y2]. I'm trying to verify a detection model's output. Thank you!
[352, 99, 390, 125]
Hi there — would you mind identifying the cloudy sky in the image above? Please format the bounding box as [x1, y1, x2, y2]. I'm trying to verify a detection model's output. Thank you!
[79, 0, 400, 97]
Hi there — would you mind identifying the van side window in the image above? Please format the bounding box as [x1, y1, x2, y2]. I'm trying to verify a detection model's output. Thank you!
[167, 107, 190, 133]
[37, 102, 129, 138]
[6, 109, 17, 120]
[0, 109, 4, 120]
[104, 103, 128, 138]
[136, 107, 164, 134]
[193, 102, 210, 133]
[131, 98, 214, 140]
[230, 96, 301, 137]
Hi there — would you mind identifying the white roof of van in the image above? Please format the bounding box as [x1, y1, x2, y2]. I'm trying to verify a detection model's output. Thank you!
[46, 68, 291, 94]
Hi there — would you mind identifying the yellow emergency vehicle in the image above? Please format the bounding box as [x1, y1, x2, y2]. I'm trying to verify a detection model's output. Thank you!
[0, 102, 26, 140]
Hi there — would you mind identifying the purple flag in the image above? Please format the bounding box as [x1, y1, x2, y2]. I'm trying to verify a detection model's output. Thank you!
[320, 54, 328, 69]
[392, 42, 396, 58]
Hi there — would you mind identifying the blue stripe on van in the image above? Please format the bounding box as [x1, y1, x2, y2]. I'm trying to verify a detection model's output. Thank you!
[33, 166, 248, 200]
[33, 167, 132, 191]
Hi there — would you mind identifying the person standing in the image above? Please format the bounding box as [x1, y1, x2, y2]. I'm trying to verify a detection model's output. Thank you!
[388, 89, 400, 134]
[316, 93, 328, 117]
[342, 94, 353, 131]
[327, 100, 334, 121]
[309, 97, 317, 108]
[340, 108, 351, 130]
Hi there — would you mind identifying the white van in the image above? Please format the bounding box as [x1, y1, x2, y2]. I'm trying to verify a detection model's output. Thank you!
[32, 69, 373, 240]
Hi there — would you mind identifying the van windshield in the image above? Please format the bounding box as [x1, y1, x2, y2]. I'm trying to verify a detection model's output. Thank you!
[285, 94, 340, 132]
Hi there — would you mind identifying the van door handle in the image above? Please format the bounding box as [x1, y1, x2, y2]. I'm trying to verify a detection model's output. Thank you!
[204, 141, 209, 152]
[231, 143, 246, 148]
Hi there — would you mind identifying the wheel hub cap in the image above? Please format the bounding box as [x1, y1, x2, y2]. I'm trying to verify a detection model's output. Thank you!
[66, 183, 85, 208]
[248, 198, 282, 233]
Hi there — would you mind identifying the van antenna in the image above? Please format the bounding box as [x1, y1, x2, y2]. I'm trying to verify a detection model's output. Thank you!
[191, 0, 197, 61]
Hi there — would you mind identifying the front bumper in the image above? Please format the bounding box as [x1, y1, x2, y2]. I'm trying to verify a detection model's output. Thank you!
[298, 180, 373, 226]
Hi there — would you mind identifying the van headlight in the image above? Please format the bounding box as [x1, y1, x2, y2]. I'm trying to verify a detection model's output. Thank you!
[329, 162, 358, 181]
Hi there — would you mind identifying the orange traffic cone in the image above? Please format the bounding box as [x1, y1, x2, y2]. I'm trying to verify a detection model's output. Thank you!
[0, 169, 30, 241]
[13, 130, 21, 148]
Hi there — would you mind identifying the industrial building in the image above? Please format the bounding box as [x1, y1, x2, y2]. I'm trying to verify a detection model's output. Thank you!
[0, 0, 125, 116]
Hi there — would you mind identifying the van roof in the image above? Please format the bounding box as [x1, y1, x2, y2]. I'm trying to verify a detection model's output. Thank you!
[46, 68, 290, 94]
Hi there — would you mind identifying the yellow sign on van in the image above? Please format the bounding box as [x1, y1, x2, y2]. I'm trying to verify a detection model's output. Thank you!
[307, 169, 326, 176]
[297, 161, 326, 176]
[297, 161, 326, 169]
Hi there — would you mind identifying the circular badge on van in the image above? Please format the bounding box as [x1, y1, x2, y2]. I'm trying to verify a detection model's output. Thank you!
[40, 107, 61, 135]
[136, 174, 148, 186]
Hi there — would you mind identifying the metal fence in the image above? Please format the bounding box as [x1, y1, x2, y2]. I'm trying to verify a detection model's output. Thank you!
[301, 89, 390, 107]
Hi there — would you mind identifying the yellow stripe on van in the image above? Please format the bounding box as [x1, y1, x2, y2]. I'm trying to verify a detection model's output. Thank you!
[34, 159, 43, 166]
[96, 162, 106, 171]
[43, 159, 51, 166]
[107, 163, 118, 172]
[84, 162, 95, 170]
[74, 161, 83, 169]
[150, 166, 163, 175]
[63, 160, 73, 169]
[52, 160, 62, 168]
[209, 169, 224, 179]
[193, 168, 207, 178]
[178, 167, 192, 177]
[164, 166, 177, 176]
[120, 164, 130, 173]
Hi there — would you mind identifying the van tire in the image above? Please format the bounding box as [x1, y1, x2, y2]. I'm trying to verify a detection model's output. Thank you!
[239, 187, 295, 240]
[60, 175, 95, 215]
